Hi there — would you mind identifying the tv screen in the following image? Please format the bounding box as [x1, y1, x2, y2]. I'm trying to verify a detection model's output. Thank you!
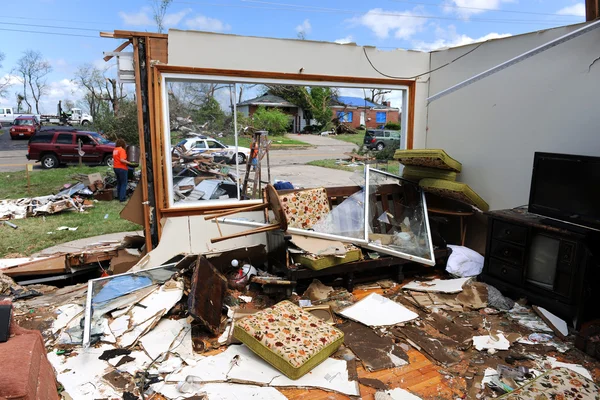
[528, 152, 600, 231]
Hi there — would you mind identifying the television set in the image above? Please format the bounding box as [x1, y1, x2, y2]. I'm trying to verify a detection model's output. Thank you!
[528, 152, 600, 231]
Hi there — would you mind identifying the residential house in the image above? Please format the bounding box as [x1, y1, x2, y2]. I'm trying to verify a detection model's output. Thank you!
[236, 93, 305, 133]
[331, 96, 400, 129]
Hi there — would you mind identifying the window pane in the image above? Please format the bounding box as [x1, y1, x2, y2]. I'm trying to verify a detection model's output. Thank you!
[376, 112, 386, 123]
[56, 134, 73, 144]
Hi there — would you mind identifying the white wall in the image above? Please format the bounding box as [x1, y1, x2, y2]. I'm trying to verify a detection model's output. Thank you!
[426, 23, 600, 210]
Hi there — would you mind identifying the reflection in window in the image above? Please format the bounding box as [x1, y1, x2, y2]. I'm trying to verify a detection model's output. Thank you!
[367, 168, 434, 263]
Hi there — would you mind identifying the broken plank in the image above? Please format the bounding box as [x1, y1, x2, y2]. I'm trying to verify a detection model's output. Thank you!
[66, 250, 119, 268]
[424, 312, 474, 344]
[188, 256, 227, 335]
[2, 254, 66, 277]
[392, 325, 461, 366]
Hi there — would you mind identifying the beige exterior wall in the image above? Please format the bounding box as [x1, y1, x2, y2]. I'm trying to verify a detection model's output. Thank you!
[426, 23, 600, 210]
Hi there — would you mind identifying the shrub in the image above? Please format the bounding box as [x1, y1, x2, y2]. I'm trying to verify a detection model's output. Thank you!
[252, 106, 290, 135]
[375, 142, 399, 160]
[385, 122, 401, 130]
[92, 100, 139, 145]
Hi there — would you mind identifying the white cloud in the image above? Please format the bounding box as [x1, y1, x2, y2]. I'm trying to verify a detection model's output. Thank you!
[352, 8, 428, 40]
[335, 35, 354, 44]
[412, 25, 511, 51]
[443, 0, 513, 19]
[163, 8, 192, 26]
[184, 15, 231, 32]
[296, 19, 312, 36]
[119, 7, 153, 26]
[0, 77, 86, 114]
[556, 3, 585, 16]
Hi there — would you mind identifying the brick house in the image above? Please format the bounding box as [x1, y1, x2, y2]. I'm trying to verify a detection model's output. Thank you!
[331, 96, 400, 129]
[236, 94, 305, 133]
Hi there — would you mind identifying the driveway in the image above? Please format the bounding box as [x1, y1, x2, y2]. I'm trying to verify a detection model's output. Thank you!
[268, 133, 357, 166]
[0, 126, 38, 172]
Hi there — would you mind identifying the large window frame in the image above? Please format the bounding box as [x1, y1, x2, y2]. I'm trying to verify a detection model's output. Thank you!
[156, 67, 415, 213]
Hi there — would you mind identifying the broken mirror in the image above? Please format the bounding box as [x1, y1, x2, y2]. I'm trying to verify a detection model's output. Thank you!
[82, 263, 179, 347]
[365, 167, 435, 265]
[163, 79, 243, 207]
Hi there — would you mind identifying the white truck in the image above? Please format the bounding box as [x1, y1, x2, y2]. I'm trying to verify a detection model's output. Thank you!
[0, 108, 39, 125]
[40, 102, 93, 126]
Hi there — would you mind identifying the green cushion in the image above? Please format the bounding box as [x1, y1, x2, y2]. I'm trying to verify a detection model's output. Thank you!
[233, 300, 344, 380]
[394, 149, 462, 172]
[402, 165, 458, 182]
[419, 178, 489, 211]
[295, 245, 362, 271]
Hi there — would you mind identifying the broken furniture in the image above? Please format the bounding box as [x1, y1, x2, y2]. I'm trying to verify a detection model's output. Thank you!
[420, 179, 489, 212]
[499, 367, 599, 399]
[481, 208, 600, 329]
[233, 300, 344, 379]
[401, 165, 458, 181]
[0, 299, 59, 400]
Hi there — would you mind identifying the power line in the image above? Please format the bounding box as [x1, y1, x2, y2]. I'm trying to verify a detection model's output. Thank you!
[0, 15, 113, 25]
[0, 27, 101, 38]
[1, 21, 108, 32]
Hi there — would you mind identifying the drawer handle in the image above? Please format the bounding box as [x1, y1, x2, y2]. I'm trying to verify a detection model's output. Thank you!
[504, 229, 512, 236]
[502, 268, 508, 275]
[503, 249, 510, 256]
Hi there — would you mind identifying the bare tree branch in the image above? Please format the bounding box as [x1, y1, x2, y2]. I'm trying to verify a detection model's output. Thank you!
[16, 50, 52, 114]
[152, 0, 174, 33]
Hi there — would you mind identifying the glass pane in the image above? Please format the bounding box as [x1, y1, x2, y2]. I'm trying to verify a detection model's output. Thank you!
[366, 168, 434, 263]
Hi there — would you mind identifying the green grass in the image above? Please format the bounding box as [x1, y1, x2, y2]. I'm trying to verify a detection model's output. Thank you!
[0, 166, 141, 257]
[307, 159, 402, 175]
[220, 135, 310, 148]
[331, 132, 365, 146]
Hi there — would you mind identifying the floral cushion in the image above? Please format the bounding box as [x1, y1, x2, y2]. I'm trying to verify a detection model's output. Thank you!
[233, 300, 344, 379]
[394, 149, 462, 172]
[278, 188, 330, 229]
[501, 367, 600, 399]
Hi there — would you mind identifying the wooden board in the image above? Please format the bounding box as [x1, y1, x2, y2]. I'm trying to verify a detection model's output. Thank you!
[393, 325, 462, 366]
[188, 256, 228, 335]
[2, 255, 66, 277]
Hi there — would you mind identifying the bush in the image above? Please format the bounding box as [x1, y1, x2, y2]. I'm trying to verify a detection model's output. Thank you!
[375, 142, 399, 160]
[385, 122, 401, 130]
[92, 100, 139, 145]
[252, 106, 290, 136]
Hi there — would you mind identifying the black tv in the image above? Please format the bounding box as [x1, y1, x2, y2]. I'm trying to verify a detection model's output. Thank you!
[528, 152, 600, 231]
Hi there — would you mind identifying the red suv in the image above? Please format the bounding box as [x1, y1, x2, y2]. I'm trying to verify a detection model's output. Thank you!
[10, 115, 41, 139]
[27, 128, 116, 169]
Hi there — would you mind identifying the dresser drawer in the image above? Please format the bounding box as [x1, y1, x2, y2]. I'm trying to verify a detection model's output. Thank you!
[492, 220, 528, 245]
[488, 259, 523, 286]
[490, 240, 525, 266]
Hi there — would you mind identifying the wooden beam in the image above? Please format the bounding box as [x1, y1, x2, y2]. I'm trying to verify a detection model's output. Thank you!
[587, 0, 600, 21]
[103, 40, 132, 62]
[113, 30, 168, 39]
[3, 255, 66, 277]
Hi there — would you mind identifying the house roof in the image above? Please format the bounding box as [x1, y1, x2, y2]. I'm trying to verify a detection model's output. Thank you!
[333, 96, 382, 108]
[237, 94, 297, 107]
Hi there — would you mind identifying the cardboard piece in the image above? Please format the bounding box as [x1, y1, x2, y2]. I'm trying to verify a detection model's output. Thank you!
[109, 249, 142, 275]
[120, 185, 144, 226]
[84, 173, 103, 190]
[339, 293, 418, 326]
[402, 277, 471, 294]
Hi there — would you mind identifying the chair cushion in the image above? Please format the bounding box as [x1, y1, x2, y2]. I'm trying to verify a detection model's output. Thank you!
[296, 244, 363, 271]
[419, 179, 489, 211]
[394, 149, 462, 172]
[402, 165, 458, 182]
[278, 188, 330, 229]
[234, 300, 344, 380]
[500, 367, 599, 399]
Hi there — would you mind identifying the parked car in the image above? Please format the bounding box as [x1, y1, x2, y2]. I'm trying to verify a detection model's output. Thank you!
[0, 107, 40, 125]
[27, 128, 116, 169]
[9, 115, 41, 140]
[363, 129, 401, 151]
[173, 136, 251, 164]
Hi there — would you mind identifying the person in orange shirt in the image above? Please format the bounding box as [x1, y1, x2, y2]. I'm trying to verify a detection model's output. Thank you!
[112, 139, 133, 202]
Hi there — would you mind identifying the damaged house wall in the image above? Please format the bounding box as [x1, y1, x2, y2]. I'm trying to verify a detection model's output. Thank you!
[425, 23, 600, 210]
[167, 30, 431, 148]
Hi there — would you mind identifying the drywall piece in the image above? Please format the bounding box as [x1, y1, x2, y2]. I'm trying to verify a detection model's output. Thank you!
[338, 320, 408, 371]
[169, 323, 198, 366]
[188, 256, 228, 334]
[402, 277, 471, 294]
[225, 345, 360, 396]
[472, 333, 511, 351]
[339, 293, 418, 326]
[109, 350, 153, 376]
[52, 304, 84, 334]
[100, 318, 117, 343]
[509, 304, 554, 333]
[109, 315, 130, 337]
[139, 318, 187, 360]
[165, 345, 238, 383]
[425, 312, 474, 343]
[376, 387, 422, 399]
[304, 279, 334, 302]
[546, 357, 592, 380]
[456, 282, 488, 309]
[130, 280, 183, 326]
[119, 312, 163, 348]
[290, 235, 347, 256]
[153, 381, 288, 400]
[47, 344, 119, 399]
[533, 306, 568, 339]
[393, 325, 460, 366]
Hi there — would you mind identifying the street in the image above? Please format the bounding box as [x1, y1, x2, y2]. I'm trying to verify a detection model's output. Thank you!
[0, 126, 38, 172]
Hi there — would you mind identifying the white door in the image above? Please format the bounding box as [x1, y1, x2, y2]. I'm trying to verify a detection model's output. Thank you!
[360, 111, 365, 126]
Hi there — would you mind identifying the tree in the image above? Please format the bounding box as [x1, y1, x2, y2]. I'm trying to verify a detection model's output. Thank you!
[368, 89, 391, 104]
[252, 106, 290, 135]
[0, 52, 11, 98]
[193, 96, 226, 131]
[16, 50, 52, 114]
[73, 64, 107, 118]
[15, 93, 25, 113]
[267, 85, 335, 128]
[152, 0, 174, 33]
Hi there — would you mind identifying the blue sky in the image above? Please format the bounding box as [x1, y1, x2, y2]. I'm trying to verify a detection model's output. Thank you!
[0, 0, 586, 113]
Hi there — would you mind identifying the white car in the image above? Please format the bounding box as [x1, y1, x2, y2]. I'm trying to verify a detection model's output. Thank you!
[174, 136, 250, 164]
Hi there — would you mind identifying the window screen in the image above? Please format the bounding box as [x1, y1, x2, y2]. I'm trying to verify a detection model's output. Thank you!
[56, 133, 73, 144]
